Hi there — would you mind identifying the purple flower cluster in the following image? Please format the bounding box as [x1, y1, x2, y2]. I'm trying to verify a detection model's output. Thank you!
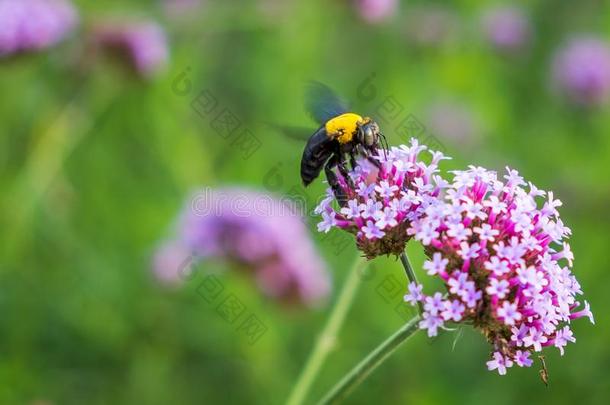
[0, 0, 78, 57]
[481, 6, 531, 52]
[162, 0, 202, 19]
[404, 166, 593, 374]
[354, 0, 397, 24]
[154, 188, 331, 307]
[404, 6, 459, 48]
[552, 37, 610, 106]
[90, 20, 168, 78]
[426, 101, 478, 146]
[315, 139, 450, 259]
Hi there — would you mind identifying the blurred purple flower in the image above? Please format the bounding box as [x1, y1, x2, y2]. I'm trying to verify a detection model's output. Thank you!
[257, 0, 294, 21]
[153, 240, 194, 286]
[0, 0, 78, 57]
[154, 188, 331, 307]
[91, 20, 168, 78]
[427, 101, 478, 146]
[355, 0, 397, 24]
[552, 37, 610, 106]
[162, 0, 202, 19]
[481, 6, 531, 52]
[404, 6, 459, 47]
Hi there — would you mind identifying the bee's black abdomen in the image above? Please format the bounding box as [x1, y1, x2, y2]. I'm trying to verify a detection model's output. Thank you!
[301, 126, 333, 186]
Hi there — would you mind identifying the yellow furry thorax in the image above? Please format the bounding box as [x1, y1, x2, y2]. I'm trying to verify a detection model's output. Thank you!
[324, 113, 370, 144]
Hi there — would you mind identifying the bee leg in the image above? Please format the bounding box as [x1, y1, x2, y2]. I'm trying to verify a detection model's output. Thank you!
[366, 154, 382, 170]
[357, 145, 382, 170]
[349, 151, 357, 171]
[324, 156, 348, 207]
[337, 153, 355, 190]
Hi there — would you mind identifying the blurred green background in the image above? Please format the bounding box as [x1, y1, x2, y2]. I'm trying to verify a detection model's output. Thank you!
[1, 0, 609, 404]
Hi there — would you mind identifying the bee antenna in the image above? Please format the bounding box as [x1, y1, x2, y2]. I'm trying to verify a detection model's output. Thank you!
[379, 133, 389, 157]
[380, 133, 387, 149]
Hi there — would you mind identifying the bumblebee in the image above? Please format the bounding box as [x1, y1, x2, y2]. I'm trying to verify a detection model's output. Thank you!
[298, 82, 387, 205]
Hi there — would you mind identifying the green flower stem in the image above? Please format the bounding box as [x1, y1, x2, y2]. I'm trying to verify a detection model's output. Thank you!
[286, 256, 367, 405]
[317, 315, 421, 405]
[399, 251, 424, 315]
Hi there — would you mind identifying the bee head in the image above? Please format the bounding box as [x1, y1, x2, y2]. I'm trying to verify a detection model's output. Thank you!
[358, 120, 381, 147]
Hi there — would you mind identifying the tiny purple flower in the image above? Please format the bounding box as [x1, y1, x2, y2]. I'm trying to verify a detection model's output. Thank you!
[362, 220, 385, 240]
[514, 350, 533, 367]
[317, 211, 337, 233]
[423, 252, 449, 276]
[375, 207, 398, 229]
[486, 352, 513, 375]
[486, 278, 510, 299]
[462, 286, 482, 309]
[356, 182, 376, 197]
[361, 199, 383, 219]
[474, 223, 500, 242]
[446, 222, 473, 241]
[423, 292, 445, 316]
[375, 180, 399, 198]
[404, 282, 424, 305]
[497, 301, 522, 326]
[554, 326, 576, 356]
[523, 327, 548, 352]
[442, 299, 465, 322]
[484, 257, 511, 276]
[340, 199, 361, 219]
[458, 241, 480, 260]
[448, 272, 470, 296]
[419, 311, 444, 337]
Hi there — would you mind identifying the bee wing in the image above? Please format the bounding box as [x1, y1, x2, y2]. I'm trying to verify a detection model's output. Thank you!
[267, 123, 315, 141]
[305, 81, 349, 125]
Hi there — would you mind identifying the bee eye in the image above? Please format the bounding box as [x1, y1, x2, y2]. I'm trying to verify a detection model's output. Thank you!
[364, 127, 374, 145]
[358, 129, 365, 143]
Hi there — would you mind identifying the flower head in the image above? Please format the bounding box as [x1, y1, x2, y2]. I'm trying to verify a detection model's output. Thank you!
[355, 0, 398, 24]
[486, 351, 513, 375]
[552, 37, 610, 106]
[404, 282, 424, 305]
[0, 0, 78, 57]
[154, 188, 331, 307]
[90, 19, 168, 78]
[404, 6, 458, 48]
[314, 139, 450, 259]
[404, 166, 593, 374]
[162, 0, 202, 19]
[481, 6, 531, 52]
[426, 102, 478, 147]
